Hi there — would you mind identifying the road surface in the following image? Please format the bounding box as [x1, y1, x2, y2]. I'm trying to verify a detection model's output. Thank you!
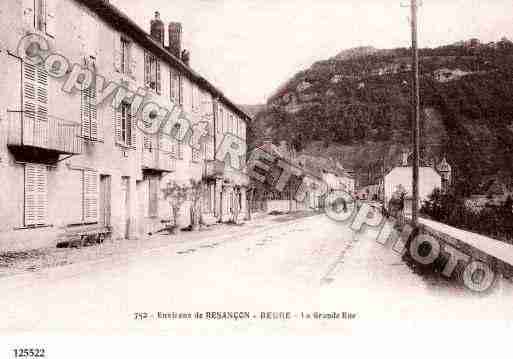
[1, 214, 512, 335]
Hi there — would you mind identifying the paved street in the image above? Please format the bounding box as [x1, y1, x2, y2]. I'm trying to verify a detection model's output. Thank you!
[1, 214, 512, 335]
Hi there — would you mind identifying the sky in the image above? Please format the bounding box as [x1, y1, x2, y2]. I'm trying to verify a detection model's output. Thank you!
[111, 0, 513, 105]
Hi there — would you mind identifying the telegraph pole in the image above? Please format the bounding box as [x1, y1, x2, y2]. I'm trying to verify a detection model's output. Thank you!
[410, 0, 420, 224]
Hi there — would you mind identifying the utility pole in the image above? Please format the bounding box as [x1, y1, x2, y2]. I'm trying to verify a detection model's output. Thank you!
[410, 0, 420, 224]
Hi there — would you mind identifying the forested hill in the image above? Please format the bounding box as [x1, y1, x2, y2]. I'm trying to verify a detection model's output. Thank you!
[248, 38, 513, 195]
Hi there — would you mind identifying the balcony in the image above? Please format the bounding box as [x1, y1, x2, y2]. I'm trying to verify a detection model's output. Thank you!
[203, 159, 225, 180]
[142, 149, 176, 173]
[7, 111, 83, 157]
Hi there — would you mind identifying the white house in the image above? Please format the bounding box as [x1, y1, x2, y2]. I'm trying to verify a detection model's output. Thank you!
[384, 167, 442, 214]
[433, 68, 470, 83]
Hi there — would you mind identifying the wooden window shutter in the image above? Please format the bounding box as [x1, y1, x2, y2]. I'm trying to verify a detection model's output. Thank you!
[170, 68, 177, 101]
[81, 83, 98, 140]
[114, 107, 122, 142]
[23, 0, 35, 28]
[81, 86, 91, 139]
[128, 106, 135, 147]
[83, 170, 99, 223]
[23, 62, 37, 146]
[80, 81, 98, 139]
[35, 164, 48, 225]
[113, 35, 122, 72]
[45, 0, 57, 37]
[144, 135, 152, 150]
[24, 163, 47, 226]
[129, 43, 137, 78]
[90, 83, 99, 140]
[144, 51, 149, 86]
[156, 59, 161, 94]
[178, 74, 183, 105]
[23, 63, 48, 147]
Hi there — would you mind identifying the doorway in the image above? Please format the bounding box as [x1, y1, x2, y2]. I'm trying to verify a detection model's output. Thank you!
[121, 176, 130, 239]
[99, 175, 111, 228]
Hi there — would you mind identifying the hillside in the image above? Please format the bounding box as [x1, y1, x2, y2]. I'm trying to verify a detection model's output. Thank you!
[249, 38, 513, 196]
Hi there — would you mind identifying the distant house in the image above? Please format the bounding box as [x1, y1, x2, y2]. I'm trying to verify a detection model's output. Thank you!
[356, 184, 380, 201]
[433, 68, 470, 82]
[383, 152, 446, 214]
[322, 169, 355, 194]
[251, 141, 325, 213]
[331, 75, 343, 83]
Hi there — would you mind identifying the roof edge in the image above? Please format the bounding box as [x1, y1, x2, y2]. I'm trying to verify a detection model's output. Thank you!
[79, 0, 252, 123]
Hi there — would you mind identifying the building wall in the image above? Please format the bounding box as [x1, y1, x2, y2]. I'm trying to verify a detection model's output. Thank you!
[0, 0, 248, 252]
[322, 172, 355, 193]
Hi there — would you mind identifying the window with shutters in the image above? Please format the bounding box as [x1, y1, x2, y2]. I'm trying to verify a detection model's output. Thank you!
[144, 51, 161, 94]
[170, 68, 179, 103]
[24, 163, 48, 226]
[142, 113, 153, 152]
[23, 62, 48, 147]
[219, 108, 224, 134]
[120, 38, 131, 75]
[121, 102, 132, 146]
[114, 35, 135, 76]
[81, 82, 98, 140]
[114, 102, 134, 148]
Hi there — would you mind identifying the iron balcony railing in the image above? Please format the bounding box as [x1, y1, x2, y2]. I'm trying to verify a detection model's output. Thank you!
[142, 148, 176, 172]
[7, 110, 83, 154]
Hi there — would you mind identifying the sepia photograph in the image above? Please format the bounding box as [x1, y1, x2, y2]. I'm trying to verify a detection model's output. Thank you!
[0, 0, 513, 355]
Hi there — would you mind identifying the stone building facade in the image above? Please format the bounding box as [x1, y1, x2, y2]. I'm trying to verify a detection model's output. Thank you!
[0, 0, 251, 251]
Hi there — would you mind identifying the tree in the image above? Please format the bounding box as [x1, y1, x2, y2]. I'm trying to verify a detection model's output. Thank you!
[189, 179, 204, 231]
[162, 181, 188, 234]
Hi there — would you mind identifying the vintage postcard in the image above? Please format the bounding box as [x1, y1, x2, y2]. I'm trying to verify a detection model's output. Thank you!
[1, 0, 512, 356]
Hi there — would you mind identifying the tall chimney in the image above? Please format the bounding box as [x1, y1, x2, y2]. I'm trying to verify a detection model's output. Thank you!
[168, 22, 182, 58]
[150, 11, 165, 46]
